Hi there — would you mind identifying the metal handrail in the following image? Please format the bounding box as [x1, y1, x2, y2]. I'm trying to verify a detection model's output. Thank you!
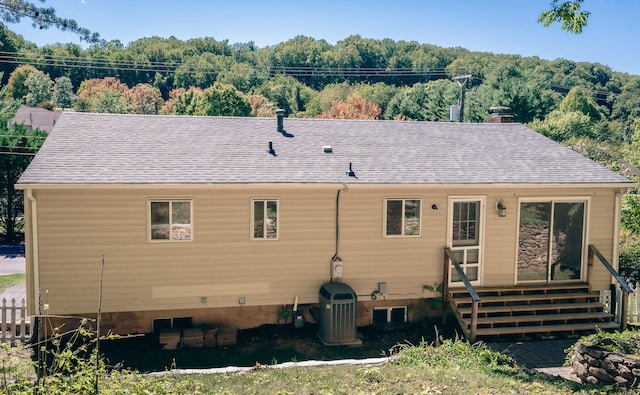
[444, 247, 480, 341]
[588, 245, 632, 293]
[445, 248, 481, 301]
[588, 244, 631, 330]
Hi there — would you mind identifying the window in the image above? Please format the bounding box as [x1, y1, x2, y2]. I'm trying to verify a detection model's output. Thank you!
[372, 307, 407, 324]
[252, 199, 278, 239]
[452, 201, 479, 247]
[152, 316, 192, 334]
[149, 200, 192, 241]
[385, 199, 421, 237]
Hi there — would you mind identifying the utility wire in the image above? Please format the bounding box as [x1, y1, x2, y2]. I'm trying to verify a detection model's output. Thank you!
[0, 50, 618, 100]
[0, 151, 36, 156]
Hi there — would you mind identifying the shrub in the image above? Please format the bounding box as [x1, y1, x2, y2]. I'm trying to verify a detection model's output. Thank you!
[619, 230, 640, 284]
[4, 319, 205, 394]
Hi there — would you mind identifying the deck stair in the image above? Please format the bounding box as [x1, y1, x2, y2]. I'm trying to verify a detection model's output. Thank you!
[449, 283, 618, 340]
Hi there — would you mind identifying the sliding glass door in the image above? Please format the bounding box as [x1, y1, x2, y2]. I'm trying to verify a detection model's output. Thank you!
[517, 200, 586, 283]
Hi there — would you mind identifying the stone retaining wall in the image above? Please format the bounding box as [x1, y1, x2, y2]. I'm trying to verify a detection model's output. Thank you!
[570, 342, 640, 388]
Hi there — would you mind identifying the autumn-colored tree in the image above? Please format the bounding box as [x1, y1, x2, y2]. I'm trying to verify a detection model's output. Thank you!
[249, 94, 275, 117]
[316, 96, 381, 120]
[305, 82, 352, 117]
[128, 83, 163, 114]
[75, 77, 130, 113]
[159, 87, 203, 115]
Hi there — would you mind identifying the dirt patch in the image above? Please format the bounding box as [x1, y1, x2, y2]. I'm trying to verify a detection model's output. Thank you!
[101, 319, 462, 372]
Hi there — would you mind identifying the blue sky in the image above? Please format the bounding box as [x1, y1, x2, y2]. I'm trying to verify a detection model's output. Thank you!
[8, 0, 640, 76]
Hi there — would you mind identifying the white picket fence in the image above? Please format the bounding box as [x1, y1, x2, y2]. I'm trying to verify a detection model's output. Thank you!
[0, 297, 31, 344]
[627, 282, 640, 324]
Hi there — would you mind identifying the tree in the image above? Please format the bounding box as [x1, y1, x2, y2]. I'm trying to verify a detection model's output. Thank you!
[24, 69, 52, 106]
[174, 53, 222, 89]
[195, 83, 251, 117]
[0, 98, 47, 242]
[52, 76, 76, 108]
[249, 94, 276, 117]
[216, 62, 261, 93]
[75, 77, 130, 113]
[128, 83, 163, 114]
[5, 64, 39, 101]
[529, 110, 594, 141]
[351, 82, 403, 118]
[316, 96, 381, 120]
[384, 80, 458, 121]
[0, 0, 101, 43]
[255, 75, 314, 116]
[305, 82, 353, 117]
[559, 87, 604, 121]
[539, 0, 590, 33]
[466, 63, 560, 123]
[159, 87, 203, 115]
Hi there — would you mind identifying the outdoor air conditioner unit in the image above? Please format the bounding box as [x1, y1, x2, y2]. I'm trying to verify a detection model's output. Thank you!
[331, 258, 343, 279]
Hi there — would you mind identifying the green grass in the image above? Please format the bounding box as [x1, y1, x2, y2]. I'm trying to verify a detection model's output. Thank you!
[174, 339, 605, 394]
[1, 337, 619, 394]
[0, 273, 25, 293]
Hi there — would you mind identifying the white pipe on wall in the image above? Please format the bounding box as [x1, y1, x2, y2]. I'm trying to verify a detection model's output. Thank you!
[25, 190, 39, 315]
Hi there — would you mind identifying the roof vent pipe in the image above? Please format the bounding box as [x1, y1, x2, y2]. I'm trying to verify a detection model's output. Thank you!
[276, 109, 285, 132]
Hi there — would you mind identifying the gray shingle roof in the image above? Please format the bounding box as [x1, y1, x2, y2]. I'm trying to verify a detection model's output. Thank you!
[9, 105, 61, 133]
[17, 112, 632, 186]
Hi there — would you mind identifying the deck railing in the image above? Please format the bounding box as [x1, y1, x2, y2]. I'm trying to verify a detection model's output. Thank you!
[443, 247, 480, 341]
[588, 244, 633, 331]
[0, 297, 30, 345]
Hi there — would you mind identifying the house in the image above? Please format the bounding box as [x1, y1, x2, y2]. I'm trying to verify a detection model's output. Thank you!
[16, 111, 634, 340]
[9, 105, 61, 133]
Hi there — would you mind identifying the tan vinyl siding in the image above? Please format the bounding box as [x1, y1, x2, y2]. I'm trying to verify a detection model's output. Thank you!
[587, 190, 618, 290]
[29, 185, 621, 324]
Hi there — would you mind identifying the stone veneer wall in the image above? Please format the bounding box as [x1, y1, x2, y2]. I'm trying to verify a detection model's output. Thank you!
[571, 342, 640, 388]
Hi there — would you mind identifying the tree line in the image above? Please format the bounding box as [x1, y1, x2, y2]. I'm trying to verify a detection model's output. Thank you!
[2, 21, 640, 251]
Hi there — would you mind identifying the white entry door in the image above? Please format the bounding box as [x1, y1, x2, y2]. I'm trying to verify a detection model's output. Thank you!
[448, 197, 485, 286]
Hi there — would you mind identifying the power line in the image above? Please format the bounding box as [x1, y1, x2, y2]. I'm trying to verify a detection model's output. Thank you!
[0, 50, 448, 78]
[0, 151, 36, 156]
[0, 134, 47, 139]
[0, 50, 620, 100]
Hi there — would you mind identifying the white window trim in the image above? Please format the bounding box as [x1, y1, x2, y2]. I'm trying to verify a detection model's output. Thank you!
[147, 199, 193, 243]
[514, 196, 590, 284]
[251, 198, 279, 241]
[383, 198, 422, 238]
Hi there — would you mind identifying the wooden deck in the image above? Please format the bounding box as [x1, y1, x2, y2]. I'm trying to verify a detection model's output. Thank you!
[448, 283, 618, 340]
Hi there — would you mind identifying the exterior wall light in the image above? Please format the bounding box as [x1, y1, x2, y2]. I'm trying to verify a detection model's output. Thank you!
[496, 199, 507, 217]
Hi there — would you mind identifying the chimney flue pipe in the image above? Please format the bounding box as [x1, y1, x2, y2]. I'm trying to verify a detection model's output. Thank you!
[276, 109, 285, 132]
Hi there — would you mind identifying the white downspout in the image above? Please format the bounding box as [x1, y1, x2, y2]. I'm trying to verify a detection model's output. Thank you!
[25, 190, 39, 315]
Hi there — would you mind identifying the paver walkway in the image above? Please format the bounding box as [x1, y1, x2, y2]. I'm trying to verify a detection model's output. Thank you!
[487, 338, 579, 382]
